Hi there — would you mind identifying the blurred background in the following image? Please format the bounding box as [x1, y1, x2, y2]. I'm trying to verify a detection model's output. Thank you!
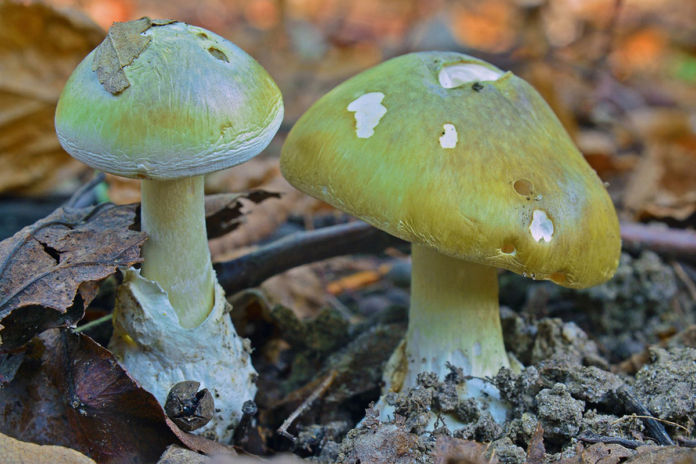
[1, 0, 696, 247]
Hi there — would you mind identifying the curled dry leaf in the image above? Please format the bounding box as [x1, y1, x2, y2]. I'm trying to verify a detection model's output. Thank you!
[165, 418, 236, 458]
[0, 1, 103, 194]
[204, 191, 282, 240]
[0, 338, 71, 448]
[41, 328, 180, 464]
[92, 17, 176, 94]
[0, 204, 146, 352]
[432, 436, 496, 464]
[0, 432, 95, 464]
[626, 446, 696, 464]
[158, 445, 210, 464]
[525, 423, 545, 464]
[556, 443, 696, 464]
[0, 350, 25, 385]
[624, 108, 696, 221]
[208, 161, 322, 260]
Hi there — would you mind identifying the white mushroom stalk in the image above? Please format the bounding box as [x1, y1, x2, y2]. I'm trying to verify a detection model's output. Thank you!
[379, 245, 511, 425]
[110, 268, 255, 441]
[140, 176, 214, 328]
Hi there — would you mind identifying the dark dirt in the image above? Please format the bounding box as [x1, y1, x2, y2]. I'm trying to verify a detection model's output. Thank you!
[240, 250, 696, 463]
[3, 239, 695, 464]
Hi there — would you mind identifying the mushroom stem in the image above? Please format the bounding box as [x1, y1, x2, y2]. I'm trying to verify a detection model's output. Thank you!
[406, 244, 509, 384]
[379, 244, 510, 424]
[140, 176, 215, 328]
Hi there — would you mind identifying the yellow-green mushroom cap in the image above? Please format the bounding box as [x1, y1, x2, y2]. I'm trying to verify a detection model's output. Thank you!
[281, 51, 621, 289]
[55, 18, 283, 180]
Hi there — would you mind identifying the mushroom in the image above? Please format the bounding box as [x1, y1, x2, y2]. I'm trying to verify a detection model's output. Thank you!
[280, 52, 620, 424]
[55, 18, 283, 439]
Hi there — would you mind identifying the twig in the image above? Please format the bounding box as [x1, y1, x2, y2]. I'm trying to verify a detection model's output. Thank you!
[672, 261, 696, 302]
[276, 370, 338, 443]
[611, 414, 689, 433]
[324, 294, 356, 321]
[64, 172, 106, 209]
[677, 437, 696, 448]
[578, 432, 648, 450]
[213, 221, 696, 296]
[75, 314, 112, 333]
[214, 221, 405, 295]
[616, 385, 675, 445]
[620, 222, 696, 264]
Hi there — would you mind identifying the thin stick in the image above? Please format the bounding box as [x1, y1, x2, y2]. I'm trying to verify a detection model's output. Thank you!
[276, 370, 338, 443]
[620, 222, 696, 264]
[75, 314, 112, 333]
[578, 432, 648, 450]
[672, 261, 696, 302]
[215, 221, 405, 295]
[214, 220, 696, 298]
[64, 172, 106, 209]
[611, 414, 689, 433]
[616, 385, 675, 445]
[677, 437, 696, 448]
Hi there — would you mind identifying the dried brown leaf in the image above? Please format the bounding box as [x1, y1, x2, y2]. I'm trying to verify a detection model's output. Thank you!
[0, 432, 95, 464]
[92, 18, 175, 94]
[205, 191, 282, 240]
[41, 328, 180, 464]
[208, 163, 321, 260]
[525, 423, 545, 464]
[165, 418, 236, 457]
[158, 445, 211, 464]
[624, 140, 696, 221]
[0, 338, 71, 448]
[0, 204, 146, 352]
[432, 436, 496, 464]
[261, 265, 326, 319]
[627, 446, 696, 463]
[0, 2, 103, 194]
[558, 443, 634, 464]
[0, 350, 24, 385]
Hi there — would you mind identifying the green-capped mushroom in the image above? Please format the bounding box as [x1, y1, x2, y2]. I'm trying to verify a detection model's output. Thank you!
[55, 18, 283, 439]
[280, 51, 620, 423]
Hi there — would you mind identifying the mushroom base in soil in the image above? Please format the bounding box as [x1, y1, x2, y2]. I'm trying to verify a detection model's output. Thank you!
[374, 245, 511, 426]
[110, 269, 256, 441]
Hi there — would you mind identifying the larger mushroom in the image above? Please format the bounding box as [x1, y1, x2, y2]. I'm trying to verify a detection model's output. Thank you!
[280, 52, 620, 424]
[55, 18, 283, 439]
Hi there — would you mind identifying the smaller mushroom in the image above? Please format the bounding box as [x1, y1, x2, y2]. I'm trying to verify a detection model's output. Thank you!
[280, 52, 621, 426]
[55, 18, 283, 439]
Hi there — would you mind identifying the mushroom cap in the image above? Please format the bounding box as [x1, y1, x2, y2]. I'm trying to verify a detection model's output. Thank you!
[55, 19, 283, 180]
[280, 52, 621, 289]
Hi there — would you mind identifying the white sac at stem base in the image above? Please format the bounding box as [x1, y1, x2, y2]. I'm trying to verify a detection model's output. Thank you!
[109, 267, 257, 441]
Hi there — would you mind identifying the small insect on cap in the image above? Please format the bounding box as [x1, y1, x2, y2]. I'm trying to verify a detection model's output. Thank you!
[55, 18, 283, 180]
[281, 51, 621, 289]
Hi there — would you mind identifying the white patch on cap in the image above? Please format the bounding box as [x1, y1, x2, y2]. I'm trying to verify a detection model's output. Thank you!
[439, 64, 503, 89]
[439, 124, 458, 148]
[347, 92, 387, 138]
[530, 210, 554, 243]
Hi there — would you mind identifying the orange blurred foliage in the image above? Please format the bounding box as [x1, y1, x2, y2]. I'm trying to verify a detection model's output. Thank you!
[450, 1, 519, 53]
[611, 28, 668, 78]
